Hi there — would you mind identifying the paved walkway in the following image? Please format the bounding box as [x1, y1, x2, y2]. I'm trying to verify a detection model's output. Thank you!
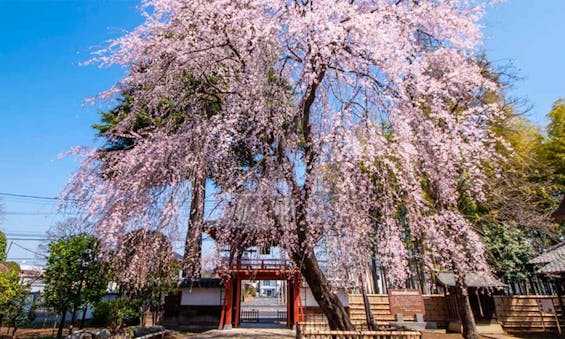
[180, 328, 294, 338]
[241, 296, 285, 308]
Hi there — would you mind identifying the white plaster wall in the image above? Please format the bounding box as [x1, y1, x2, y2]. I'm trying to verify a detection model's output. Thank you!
[181, 287, 223, 306]
[302, 286, 349, 307]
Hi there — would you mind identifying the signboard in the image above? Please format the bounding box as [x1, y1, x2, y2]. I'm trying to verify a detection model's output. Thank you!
[388, 289, 425, 316]
[536, 298, 556, 314]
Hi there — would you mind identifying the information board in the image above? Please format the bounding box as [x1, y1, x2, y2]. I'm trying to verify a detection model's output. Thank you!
[388, 289, 425, 316]
[536, 298, 556, 314]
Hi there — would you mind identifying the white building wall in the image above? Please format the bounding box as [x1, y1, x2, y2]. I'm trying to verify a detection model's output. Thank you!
[181, 287, 223, 306]
[302, 286, 349, 307]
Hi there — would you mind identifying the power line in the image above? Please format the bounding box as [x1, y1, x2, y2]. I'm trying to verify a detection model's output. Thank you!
[4, 212, 82, 216]
[0, 191, 220, 203]
[0, 224, 58, 228]
[4, 231, 48, 234]
[6, 258, 45, 261]
[11, 242, 46, 258]
[5, 233, 48, 238]
[0, 192, 63, 201]
[5, 238, 48, 241]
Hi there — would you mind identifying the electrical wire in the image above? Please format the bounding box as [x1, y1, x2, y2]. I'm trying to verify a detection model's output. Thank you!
[4, 212, 82, 216]
[0, 192, 68, 201]
[11, 242, 47, 258]
[0, 191, 219, 203]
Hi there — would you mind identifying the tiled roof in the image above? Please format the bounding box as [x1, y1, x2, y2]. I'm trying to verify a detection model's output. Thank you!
[537, 259, 565, 275]
[179, 277, 223, 288]
[530, 241, 565, 275]
[436, 272, 506, 288]
[529, 242, 565, 264]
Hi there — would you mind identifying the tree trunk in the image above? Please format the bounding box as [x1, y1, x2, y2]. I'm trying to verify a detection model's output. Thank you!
[183, 173, 206, 277]
[454, 279, 478, 339]
[80, 307, 87, 329]
[293, 251, 355, 331]
[70, 306, 77, 333]
[370, 252, 380, 294]
[360, 272, 378, 330]
[57, 309, 67, 339]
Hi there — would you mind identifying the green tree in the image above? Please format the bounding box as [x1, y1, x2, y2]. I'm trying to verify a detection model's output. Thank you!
[466, 102, 565, 284]
[541, 99, 565, 192]
[0, 230, 7, 261]
[483, 223, 532, 282]
[43, 234, 108, 338]
[475, 116, 556, 274]
[0, 261, 33, 337]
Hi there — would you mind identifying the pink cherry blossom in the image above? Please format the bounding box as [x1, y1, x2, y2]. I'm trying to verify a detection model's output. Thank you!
[65, 0, 502, 290]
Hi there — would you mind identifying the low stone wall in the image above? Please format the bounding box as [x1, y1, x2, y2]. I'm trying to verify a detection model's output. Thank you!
[494, 295, 564, 333]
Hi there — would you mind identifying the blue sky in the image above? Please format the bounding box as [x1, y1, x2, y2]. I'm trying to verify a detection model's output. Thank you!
[0, 0, 564, 263]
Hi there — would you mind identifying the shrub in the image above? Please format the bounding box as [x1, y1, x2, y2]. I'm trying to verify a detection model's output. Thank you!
[92, 300, 112, 326]
[92, 298, 142, 331]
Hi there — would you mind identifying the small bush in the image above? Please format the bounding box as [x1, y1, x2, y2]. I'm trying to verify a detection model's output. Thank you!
[92, 301, 112, 326]
[92, 298, 141, 331]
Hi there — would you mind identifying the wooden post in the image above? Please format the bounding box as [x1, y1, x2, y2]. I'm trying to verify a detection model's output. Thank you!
[234, 277, 242, 327]
[539, 306, 546, 332]
[218, 288, 225, 329]
[287, 279, 292, 327]
[293, 274, 301, 326]
[224, 278, 233, 329]
[554, 311, 561, 335]
[555, 278, 565, 334]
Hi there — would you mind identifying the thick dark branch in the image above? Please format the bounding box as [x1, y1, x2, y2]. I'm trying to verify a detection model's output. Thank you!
[301, 67, 326, 171]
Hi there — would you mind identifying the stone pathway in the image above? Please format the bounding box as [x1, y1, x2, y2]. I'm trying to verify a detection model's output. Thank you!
[180, 328, 294, 338]
[241, 297, 285, 307]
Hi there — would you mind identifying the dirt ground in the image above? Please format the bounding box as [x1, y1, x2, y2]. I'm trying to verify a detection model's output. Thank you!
[4, 327, 565, 339]
[1, 326, 58, 338]
[171, 328, 294, 338]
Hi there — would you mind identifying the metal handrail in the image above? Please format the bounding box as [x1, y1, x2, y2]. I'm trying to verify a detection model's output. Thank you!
[222, 258, 292, 270]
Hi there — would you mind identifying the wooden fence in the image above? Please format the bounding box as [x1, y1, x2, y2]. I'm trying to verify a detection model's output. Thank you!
[300, 294, 447, 330]
[347, 295, 448, 329]
[297, 325, 421, 339]
[494, 295, 564, 333]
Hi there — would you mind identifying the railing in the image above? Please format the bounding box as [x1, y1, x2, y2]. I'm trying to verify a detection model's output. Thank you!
[277, 310, 287, 322]
[223, 258, 292, 270]
[240, 309, 259, 323]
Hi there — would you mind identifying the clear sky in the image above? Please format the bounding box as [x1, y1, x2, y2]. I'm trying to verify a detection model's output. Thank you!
[0, 0, 563, 264]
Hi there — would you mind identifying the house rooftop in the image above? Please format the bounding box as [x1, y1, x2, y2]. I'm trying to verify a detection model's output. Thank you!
[436, 272, 506, 288]
[530, 241, 565, 275]
[179, 277, 223, 289]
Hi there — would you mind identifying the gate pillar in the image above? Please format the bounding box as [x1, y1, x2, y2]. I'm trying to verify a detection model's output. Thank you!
[222, 277, 233, 329]
[292, 273, 301, 327]
[287, 279, 292, 327]
[234, 277, 242, 327]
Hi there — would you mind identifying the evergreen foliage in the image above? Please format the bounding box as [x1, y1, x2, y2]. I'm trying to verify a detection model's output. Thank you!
[0, 230, 7, 261]
[43, 234, 108, 337]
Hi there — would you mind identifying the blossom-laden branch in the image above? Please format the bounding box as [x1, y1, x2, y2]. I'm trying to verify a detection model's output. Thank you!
[65, 0, 503, 289]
